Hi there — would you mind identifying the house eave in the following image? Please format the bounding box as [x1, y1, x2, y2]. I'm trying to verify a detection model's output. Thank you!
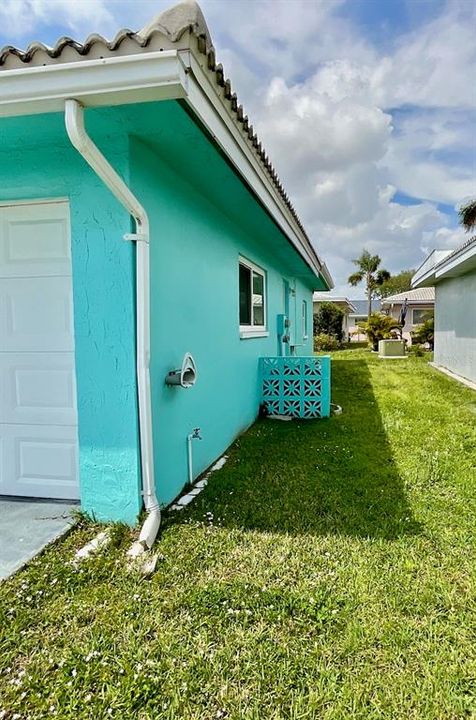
[0, 50, 188, 116]
[0, 49, 331, 288]
[412, 270, 436, 288]
[413, 240, 476, 287]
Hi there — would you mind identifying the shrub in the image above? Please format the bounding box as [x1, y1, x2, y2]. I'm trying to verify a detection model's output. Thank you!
[314, 333, 340, 352]
[313, 302, 344, 342]
[356, 313, 402, 351]
[408, 344, 425, 357]
[412, 318, 434, 350]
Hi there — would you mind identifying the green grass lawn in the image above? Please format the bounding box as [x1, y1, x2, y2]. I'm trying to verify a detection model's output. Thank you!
[1, 350, 475, 720]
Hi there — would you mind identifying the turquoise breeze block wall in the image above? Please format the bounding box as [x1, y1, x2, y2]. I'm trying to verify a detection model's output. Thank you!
[131, 132, 316, 507]
[260, 356, 331, 418]
[0, 115, 141, 523]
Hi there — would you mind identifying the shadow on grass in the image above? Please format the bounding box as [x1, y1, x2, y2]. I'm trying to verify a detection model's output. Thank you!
[168, 358, 420, 539]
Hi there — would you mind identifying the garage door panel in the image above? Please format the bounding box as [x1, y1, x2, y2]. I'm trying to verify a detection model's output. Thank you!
[0, 353, 77, 426]
[0, 424, 79, 500]
[0, 201, 79, 500]
[0, 203, 71, 278]
[0, 277, 74, 351]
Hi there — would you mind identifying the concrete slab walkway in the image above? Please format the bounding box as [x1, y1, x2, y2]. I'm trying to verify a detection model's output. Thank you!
[0, 498, 77, 580]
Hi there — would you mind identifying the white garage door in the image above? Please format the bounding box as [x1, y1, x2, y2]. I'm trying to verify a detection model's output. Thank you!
[0, 200, 79, 499]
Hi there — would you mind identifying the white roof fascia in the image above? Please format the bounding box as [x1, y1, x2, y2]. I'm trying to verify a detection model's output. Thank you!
[179, 49, 331, 286]
[413, 243, 476, 287]
[313, 295, 356, 312]
[412, 269, 436, 287]
[0, 50, 187, 117]
[382, 298, 434, 306]
[319, 262, 334, 290]
[434, 240, 476, 280]
[412, 249, 450, 287]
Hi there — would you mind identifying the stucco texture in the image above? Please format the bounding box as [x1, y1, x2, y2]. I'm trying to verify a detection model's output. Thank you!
[0, 113, 141, 523]
[0, 99, 321, 521]
[129, 101, 317, 506]
[434, 272, 476, 383]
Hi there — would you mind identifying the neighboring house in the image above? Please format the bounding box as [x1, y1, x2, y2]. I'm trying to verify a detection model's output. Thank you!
[312, 293, 357, 337]
[348, 299, 381, 341]
[412, 237, 476, 386]
[381, 288, 435, 343]
[0, 1, 332, 525]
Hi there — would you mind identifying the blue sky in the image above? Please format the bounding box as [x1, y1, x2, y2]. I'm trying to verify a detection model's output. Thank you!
[341, 0, 447, 45]
[1, 0, 474, 294]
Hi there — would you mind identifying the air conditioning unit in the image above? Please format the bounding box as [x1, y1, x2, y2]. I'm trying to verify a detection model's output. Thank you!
[378, 339, 407, 359]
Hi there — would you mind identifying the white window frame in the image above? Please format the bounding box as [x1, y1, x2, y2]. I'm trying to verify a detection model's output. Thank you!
[239, 255, 269, 339]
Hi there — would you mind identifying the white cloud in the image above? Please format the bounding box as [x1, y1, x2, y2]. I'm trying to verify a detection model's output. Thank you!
[0, 0, 115, 38]
[261, 76, 392, 177]
[421, 225, 467, 256]
[382, 107, 475, 206]
[385, 154, 472, 207]
[310, 191, 450, 293]
[0, 0, 473, 294]
[246, 56, 469, 293]
[201, 0, 376, 81]
[370, 4, 476, 109]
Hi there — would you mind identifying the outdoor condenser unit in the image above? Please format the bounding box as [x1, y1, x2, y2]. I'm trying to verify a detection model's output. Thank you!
[378, 339, 407, 358]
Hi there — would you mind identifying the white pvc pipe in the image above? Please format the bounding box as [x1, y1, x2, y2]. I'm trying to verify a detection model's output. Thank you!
[64, 99, 160, 551]
[187, 428, 202, 487]
[187, 434, 194, 487]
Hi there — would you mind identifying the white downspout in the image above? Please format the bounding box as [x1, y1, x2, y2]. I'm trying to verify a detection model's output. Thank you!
[64, 99, 160, 554]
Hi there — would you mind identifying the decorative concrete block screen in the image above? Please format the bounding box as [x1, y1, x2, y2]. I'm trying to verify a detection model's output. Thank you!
[260, 356, 331, 419]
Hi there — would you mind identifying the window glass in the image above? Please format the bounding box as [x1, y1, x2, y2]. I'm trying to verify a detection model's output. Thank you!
[239, 258, 266, 331]
[252, 271, 264, 326]
[413, 308, 433, 324]
[239, 263, 252, 325]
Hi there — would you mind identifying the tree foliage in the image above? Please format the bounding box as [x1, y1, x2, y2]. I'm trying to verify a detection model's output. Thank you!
[313, 302, 344, 342]
[459, 200, 476, 232]
[348, 250, 390, 315]
[357, 313, 402, 351]
[376, 269, 415, 299]
[412, 317, 434, 350]
[313, 333, 341, 352]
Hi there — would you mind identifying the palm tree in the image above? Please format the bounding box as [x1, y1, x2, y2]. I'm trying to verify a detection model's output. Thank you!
[348, 249, 390, 317]
[459, 200, 476, 232]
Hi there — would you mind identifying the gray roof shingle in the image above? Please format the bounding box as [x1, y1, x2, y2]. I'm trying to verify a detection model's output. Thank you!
[382, 288, 435, 305]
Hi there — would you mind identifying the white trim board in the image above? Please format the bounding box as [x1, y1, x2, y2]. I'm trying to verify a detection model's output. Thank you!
[0, 51, 187, 117]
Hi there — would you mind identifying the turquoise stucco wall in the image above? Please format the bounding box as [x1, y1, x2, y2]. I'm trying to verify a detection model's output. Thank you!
[0, 116, 142, 523]
[0, 100, 322, 521]
[130, 131, 315, 506]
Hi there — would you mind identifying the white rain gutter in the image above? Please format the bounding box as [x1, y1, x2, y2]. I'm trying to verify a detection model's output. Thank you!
[64, 99, 160, 554]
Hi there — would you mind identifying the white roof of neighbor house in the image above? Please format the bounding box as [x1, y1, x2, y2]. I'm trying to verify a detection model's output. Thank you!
[413, 237, 476, 288]
[312, 293, 357, 312]
[0, 1, 333, 289]
[382, 288, 435, 305]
